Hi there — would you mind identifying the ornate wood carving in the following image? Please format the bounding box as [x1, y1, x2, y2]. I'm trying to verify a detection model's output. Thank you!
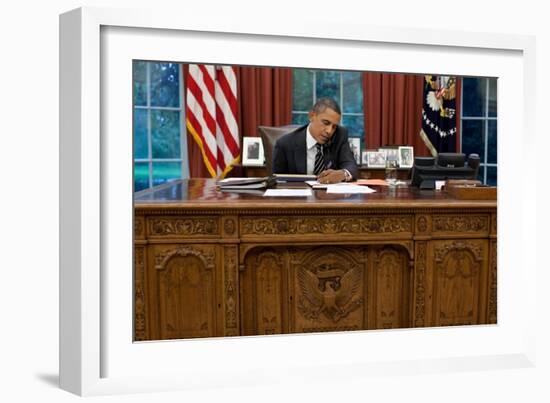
[416, 215, 429, 234]
[223, 246, 238, 336]
[414, 242, 427, 327]
[488, 240, 497, 323]
[434, 241, 483, 263]
[155, 246, 215, 270]
[154, 245, 216, 339]
[371, 247, 410, 329]
[433, 240, 486, 326]
[134, 247, 146, 341]
[432, 215, 489, 233]
[149, 217, 219, 237]
[255, 250, 285, 335]
[134, 217, 145, 239]
[292, 248, 365, 332]
[241, 216, 412, 236]
[223, 218, 236, 236]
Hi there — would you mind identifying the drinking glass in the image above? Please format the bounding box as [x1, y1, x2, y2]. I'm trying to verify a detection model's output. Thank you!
[385, 160, 398, 186]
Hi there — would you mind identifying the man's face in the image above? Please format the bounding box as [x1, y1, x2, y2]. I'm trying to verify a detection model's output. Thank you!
[308, 107, 341, 144]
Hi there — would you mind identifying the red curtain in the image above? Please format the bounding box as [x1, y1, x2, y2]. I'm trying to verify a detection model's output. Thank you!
[184, 65, 292, 177]
[237, 66, 293, 136]
[363, 73, 462, 156]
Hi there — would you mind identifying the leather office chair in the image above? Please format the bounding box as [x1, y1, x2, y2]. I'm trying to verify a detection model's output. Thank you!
[258, 124, 300, 175]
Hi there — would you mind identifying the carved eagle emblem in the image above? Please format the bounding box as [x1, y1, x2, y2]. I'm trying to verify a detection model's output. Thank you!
[297, 265, 363, 322]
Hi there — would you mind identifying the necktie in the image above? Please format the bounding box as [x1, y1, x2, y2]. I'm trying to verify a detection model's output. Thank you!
[313, 143, 326, 175]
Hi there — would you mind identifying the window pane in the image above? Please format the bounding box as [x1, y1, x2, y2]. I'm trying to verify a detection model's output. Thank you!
[487, 119, 497, 164]
[291, 112, 309, 125]
[151, 110, 181, 159]
[150, 63, 179, 107]
[342, 115, 364, 138]
[486, 166, 497, 186]
[133, 61, 147, 106]
[293, 69, 313, 111]
[489, 78, 497, 117]
[462, 77, 486, 117]
[462, 119, 485, 163]
[133, 108, 148, 159]
[152, 162, 182, 186]
[342, 72, 363, 113]
[316, 70, 340, 102]
[134, 162, 149, 192]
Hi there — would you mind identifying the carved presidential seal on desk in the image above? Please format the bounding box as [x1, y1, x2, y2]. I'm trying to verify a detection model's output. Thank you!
[297, 261, 363, 323]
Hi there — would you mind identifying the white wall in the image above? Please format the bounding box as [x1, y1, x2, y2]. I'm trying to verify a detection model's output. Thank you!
[1, 0, 548, 401]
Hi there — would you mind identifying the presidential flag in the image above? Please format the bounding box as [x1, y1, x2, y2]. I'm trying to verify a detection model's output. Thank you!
[419, 75, 457, 156]
[186, 64, 240, 178]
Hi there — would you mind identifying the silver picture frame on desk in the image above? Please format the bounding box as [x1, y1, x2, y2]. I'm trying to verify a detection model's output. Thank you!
[242, 136, 265, 166]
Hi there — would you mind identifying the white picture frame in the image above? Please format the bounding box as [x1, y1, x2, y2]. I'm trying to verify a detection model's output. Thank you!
[60, 6, 538, 397]
[348, 137, 361, 165]
[242, 136, 265, 166]
[398, 146, 414, 168]
[361, 150, 369, 166]
[367, 150, 387, 168]
[380, 146, 399, 162]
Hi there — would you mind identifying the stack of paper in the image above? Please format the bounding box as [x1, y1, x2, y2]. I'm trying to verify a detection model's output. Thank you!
[305, 181, 377, 194]
[326, 184, 376, 194]
[263, 189, 312, 197]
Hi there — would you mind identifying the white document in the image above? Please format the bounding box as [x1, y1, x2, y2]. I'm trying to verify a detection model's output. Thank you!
[435, 180, 446, 190]
[306, 180, 361, 189]
[263, 189, 312, 197]
[326, 184, 376, 194]
[305, 180, 322, 187]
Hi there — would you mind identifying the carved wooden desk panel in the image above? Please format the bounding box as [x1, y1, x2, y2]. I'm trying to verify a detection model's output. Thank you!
[134, 179, 497, 341]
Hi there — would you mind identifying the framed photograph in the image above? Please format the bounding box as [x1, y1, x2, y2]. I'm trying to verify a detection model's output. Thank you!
[361, 150, 369, 166]
[60, 6, 536, 397]
[366, 150, 387, 168]
[242, 136, 265, 166]
[380, 146, 398, 162]
[348, 137, 361, 164]
[398, 146, 414, 168]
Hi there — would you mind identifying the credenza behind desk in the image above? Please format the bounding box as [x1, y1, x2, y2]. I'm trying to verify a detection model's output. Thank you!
[134, 179, 497, 341]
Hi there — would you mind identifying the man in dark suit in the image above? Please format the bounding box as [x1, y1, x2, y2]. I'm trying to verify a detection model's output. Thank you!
[272, 98, 358, 184]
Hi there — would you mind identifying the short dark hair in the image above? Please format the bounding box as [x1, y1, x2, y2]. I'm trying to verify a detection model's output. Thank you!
[311, 97, 341, 115]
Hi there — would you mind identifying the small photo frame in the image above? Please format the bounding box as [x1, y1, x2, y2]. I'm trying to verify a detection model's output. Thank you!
[242, 136, 265, 166]
[398, 146, 414, 168]
[348, 137, 361, 164]
[366, 150, 387, 168]
[361, 150, 369, 166]
[380, 146, 398, 162]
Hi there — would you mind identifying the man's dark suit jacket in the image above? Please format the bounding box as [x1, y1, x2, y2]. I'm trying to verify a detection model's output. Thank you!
[272, 124, 359, 180]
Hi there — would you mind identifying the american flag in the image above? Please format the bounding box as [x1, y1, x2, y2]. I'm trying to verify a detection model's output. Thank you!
[186, 64, 240, 178]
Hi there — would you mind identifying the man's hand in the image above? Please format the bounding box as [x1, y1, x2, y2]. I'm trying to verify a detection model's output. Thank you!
[317, 169, 346, 184]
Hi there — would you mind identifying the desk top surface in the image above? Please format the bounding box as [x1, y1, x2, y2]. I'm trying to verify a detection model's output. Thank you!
[134, 179, 496, 211]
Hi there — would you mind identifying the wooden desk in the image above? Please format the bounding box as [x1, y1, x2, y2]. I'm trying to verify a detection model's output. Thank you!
[134, 179, 497, 341]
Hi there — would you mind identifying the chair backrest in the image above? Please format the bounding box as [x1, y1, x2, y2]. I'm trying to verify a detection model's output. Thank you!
[258, 124, 300, 175]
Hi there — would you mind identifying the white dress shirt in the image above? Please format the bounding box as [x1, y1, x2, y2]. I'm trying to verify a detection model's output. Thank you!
[305, 125, 319, 175]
